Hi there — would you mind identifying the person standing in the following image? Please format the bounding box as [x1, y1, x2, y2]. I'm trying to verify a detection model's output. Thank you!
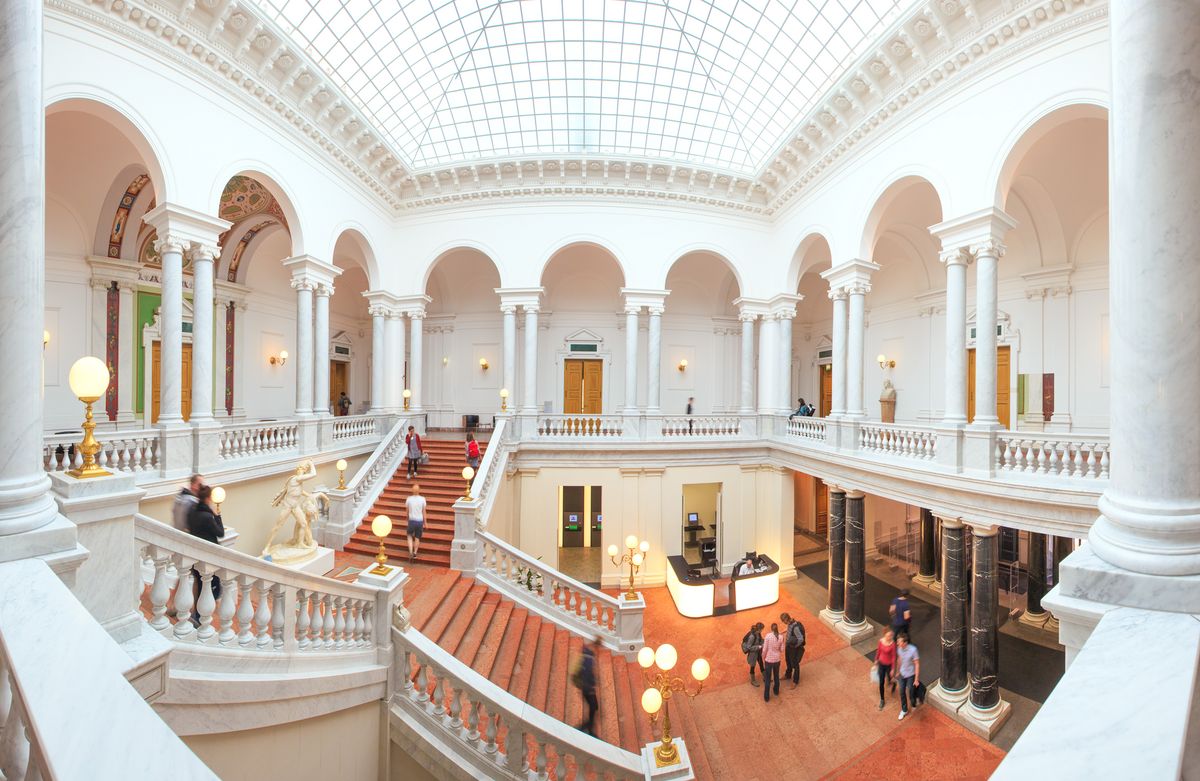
[761, 622, 785, 702]
[742, 622, 765, 686]
[875, 628, 897, 710]
[895, 633, 920, 721]
[686, 397, 695, 433]
[465, 433, 481, 470]
[337, 391, 351, 416]
[781, 612, 806, 687]
[889, 588, 912, 641]
[405, 484, 427, 562]
[185, 485, 224, 627]
[405, 425, 423, 478]
[172, 474, 204, 531]
[574, 636, 600, 736]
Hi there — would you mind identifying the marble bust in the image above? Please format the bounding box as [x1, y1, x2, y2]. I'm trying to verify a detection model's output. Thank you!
[880, 378, 897, 402]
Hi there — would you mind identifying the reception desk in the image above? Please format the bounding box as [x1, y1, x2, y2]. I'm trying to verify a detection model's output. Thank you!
[666, 554, 780, 618]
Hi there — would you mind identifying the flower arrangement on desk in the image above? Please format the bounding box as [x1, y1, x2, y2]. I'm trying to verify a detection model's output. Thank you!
[514, 557, 544, 594]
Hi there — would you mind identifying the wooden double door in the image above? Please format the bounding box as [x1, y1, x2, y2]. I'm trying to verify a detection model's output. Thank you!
[330, 360, 349, 413]
[150, 341, 192, 423]
[819, 365, 832, 417]
[967, 345, 1011, 426]
[563, 359, 603, 414]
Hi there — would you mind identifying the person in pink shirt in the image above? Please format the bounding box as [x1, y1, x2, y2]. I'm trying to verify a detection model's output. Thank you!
[761, 622, 786, 702]
[875, 628, 897, 711]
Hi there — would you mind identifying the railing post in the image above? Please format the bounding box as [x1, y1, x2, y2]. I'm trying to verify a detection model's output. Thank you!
[321, 486, 356, 548]
[613, 593, 645, 659]
[296, 416, 319, 455]
[451, 497, 481, 574]
[963, 427, 998, 476]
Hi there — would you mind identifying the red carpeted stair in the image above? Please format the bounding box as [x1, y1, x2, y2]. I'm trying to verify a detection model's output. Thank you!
[345, 437, 484, 566]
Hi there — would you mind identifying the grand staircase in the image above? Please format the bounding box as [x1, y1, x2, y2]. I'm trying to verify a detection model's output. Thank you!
[401, 568, 717, 779]
[345, 437, 484, 567]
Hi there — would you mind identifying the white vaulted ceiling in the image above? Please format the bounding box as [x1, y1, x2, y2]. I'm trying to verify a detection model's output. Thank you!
[257, 0, 912, 173]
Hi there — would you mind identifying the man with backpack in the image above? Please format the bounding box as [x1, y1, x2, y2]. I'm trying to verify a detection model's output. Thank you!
[571, 636, 600, 736]
[781, 612, 806, 687]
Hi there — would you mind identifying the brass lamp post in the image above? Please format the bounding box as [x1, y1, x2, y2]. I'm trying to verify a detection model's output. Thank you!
[462, 466, 475, 500]
[370, 515, 393, 575]
[499, 387, 509, 412]
[402, 389, 411, 410]
[67, 356, 112, 479]
[607, 535, 649, 600]
[639, 643, 709, 767]
[336, 458, 348, 489]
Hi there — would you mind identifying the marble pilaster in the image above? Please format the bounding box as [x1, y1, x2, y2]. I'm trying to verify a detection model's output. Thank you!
[292, 278, 314, 415]
[522, 303, 540, 414]
[755, 309, 777, 414]
[408, 308, 425, 412]
[737, 310, 756, 414]
[845, 282, 869, 418]
[646, 304, 664, 414]
[971, 241, 1004, 428]
[828, 289, 848, 416]
[387, 310, 405, 411]
[939, 248, 971, 425]
[369, 304, 386, 411]
[623, 303, 640, 414]
[283, 256, 341, 418]
[155, 233, 187, 426]
[187, 244, 218, 424]
[115, 280, 137, 424]
[769, 294, 800, 414]
[313, 283, 333, 415]
[500, 304, 517, 404]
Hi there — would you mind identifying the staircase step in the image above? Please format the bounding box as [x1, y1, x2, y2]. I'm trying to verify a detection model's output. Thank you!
[439, 584, 488, 657]
[595, 649, 622, 748]
[559, 635, 583, 728]
[406, 571, 461, 631]
[470, 598, 512, 678]
[508, 617, 544, 702]
[612, 656, 641, 753]
[545, 630, 572, 722]
[420, 577, 475, 644]
[625, 663, 654, 748]
[672, 689, 716, 781]
[525, 623, 558, 712]
[490, 608, 528, 690]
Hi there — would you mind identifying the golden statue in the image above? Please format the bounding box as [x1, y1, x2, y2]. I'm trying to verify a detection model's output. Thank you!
[262, 459, 328, 564]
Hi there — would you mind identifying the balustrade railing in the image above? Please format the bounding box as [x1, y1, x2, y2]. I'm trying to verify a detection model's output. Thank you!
[786, 416, 827, 443]
[43, 428, 161, 476]
[996, 433, 1110, 479]
[469, 418, 509, 526]
[217, 420, 300, 462]
[331, 414, 376, 442]
[322, 418, 409, 548]
[134, 516, 386, 657]
[392, 615, 651, 781]
[536, 415, 623, 438]
[859, 422, 937, 461]
[661, 415, 741, 436]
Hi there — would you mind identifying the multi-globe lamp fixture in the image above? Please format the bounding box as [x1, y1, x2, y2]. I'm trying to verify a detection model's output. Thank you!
[607, 535, 649, 600]
[638, 643, 709, 767]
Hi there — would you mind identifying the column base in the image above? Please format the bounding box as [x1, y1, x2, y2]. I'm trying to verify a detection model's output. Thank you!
[1017, 609, 1050, 628]
[926, 681, 970, 720]
[958, 697, 1013, 740]
[818, 607, 844, 630]
[912, 573, 936, 587]
[819, 608, 874, 644]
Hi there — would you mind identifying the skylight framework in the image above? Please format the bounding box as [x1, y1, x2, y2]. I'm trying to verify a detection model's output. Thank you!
[259, 0, 912, 173]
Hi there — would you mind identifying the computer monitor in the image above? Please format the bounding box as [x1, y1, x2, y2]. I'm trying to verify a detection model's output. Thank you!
[687, 512, 699, 524]
[745, 550, 757, 561]
[567, 513, 579, 523]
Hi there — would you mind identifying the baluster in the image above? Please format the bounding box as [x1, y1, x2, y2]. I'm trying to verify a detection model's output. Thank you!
[296, 589, 312, 650]
[1035, 441, 1048, 473]
[535, 741, 549, 781]
[216, 570, 238, 645]
[195, 566, 218, 643]
[1016, 440, 1030, 472]
[1049, 442, 1064, 475]
[1073, 443, 1087, 477]
[322, 594, 338, 648]
[484, 710, 499, 755]
[465, 699, 480, 745]
[555, 749, 567, 781]
[566, 588, 577, 616]
[416, 661, 429, 703]
[449, 684, 462, 730]
[362, 604, 373, 647]
[334, 596, 347, 649]
[310, 593, 327, 650]
[589, 598, 599, 625]
[506, 722, 527, 772]
[1, 679, 31, 781]
[1099, 445, 1110, 478]
[236, 578, 256, 647]
[431, 672, 445, 717]
[271, 584, 286, 650]
[172, 556, 196, 641]
[148, 549, 172, 631]
[254, 580, 273, 648]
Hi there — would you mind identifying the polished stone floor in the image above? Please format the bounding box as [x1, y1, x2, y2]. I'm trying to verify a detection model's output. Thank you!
[557, 545, 602, 585]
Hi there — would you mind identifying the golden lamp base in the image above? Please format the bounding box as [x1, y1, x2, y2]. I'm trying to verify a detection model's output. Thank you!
[369, 563, 394, 576]
[68, 463, 111, 480]
[653, 741, 680, 767]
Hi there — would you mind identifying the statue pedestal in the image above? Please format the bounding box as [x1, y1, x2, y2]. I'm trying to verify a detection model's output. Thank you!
[879, 399, 896, 423]
[264, 545, 335, 576]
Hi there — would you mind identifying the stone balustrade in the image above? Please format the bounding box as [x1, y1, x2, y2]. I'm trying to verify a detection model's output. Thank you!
[535, 414, 624, 438]
[43, 428, 160, 476]
[859, 422, 937, 461]
[996, 434, 1110, 479]
[331, 413, 377, 442]
[661, 415, 741, 437]
[217, 420, 300, 462]
[322, 417, 410, 548]
[786, 416, 827, 442]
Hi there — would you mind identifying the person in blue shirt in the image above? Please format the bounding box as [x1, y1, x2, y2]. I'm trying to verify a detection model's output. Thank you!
[895, 634, 921, 720]
[889, 588, 912, 640]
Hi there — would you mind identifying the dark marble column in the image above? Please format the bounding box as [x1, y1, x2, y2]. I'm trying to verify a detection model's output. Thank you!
[939, 517, 969, 695]
[968, 525, 1001, 711]
[934, 516, 943, 585]
[843, 491, 866, 626]
[1052, 536, 1074, 585]
[826, 487, 846, 615]
[1026, 532, 1048, 617]
[917, 508, 936, 581]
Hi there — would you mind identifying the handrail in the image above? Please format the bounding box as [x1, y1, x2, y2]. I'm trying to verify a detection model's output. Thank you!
[44, 427, 161, 476]
[536, 414, 624, 438]
[996, 431, 1110, 479]
[661, 415, 741, 436]
[331, 413, 377, 442]
[392, 614, 648, 780]
[859, 421, 937, 460]
[320, 417, 410, 548]
[470, 417, 509, 526]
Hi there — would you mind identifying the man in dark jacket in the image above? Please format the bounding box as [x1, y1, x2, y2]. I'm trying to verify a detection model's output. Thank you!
[576, 636, 600, 736]
[186, 485, 225, 626]
[781, 612, 806, 686]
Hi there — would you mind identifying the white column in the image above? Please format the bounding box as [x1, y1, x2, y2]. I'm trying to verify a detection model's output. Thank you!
[409, 310, 424, 412]
[385, 311, 405, 411]
[623, 305, 639, 414]
[971, 241, 1004, 427]
[739, 312, 756, 414]
[829, 289, 848, 417]
[188, 245, 217, 423]
[1090, 0, 1200, 577]
[369, 305, 386, 412]
[646, 306, 663, 413]
[116, 281, 137, 423]
[156, 234, 186, 426]
[777, 310, 794, 413]
[292, 279, 314, 416]
[521, 305, 539, 414]
[212, 298, 228, 418]
[230, 301, 247, 418]
[0, 0, 59, 535]
[756, 313, 777, 414]
[846, 282, 869, 418]
[313, 283, 332, 416]
[501, 304, 517, 402]
[942, 249, 970, 425]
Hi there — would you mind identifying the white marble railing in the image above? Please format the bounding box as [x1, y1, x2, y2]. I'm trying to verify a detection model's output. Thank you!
[134, 515, 384, 656]
[536, 415, 624, 438]
[392, 613, 652, 781]
[996, 433, 1110, 479]
[475, 531, 643, 656]
[217, 420, 300, 462]
[320, 417, 409, 548]
[661, 415, 741, 436]
[331, 413, 376, 442]
[786, 416, 827, 443]
[859, 422, 937, 461]
[43, 428, 161, 476]
[469, 418, 509, 524]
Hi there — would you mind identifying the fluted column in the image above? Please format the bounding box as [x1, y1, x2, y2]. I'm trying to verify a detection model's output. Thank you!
[738, 311, 756, 414]
[941, 248, 971, 425]
[623, 304, 639, 414]
[965, 523, 1010, 730]
[934, 517, 969, 702]
[971, 241, 1005, 427]
[292, 279, 314, 416]
[157, 234, 187, 425]
[521, 304, 539, 414]
[646, 305, 663, 413]
[501, 304, 517, 403]
[915, 508, 936, 585]
[0, 0, 59, 535]
[843, 490, 866, 629]
[408, 309, 424, 412]
[385, 310, 405, 412]
[756, 312, 777, 414]
[211, 296, 229, 418]
[823, 487, 846, 618]
[828, 289, 848, 416]
[846, 282, 869, 418]
[369, 305, 386, 412]
[188, 244, 218, 423]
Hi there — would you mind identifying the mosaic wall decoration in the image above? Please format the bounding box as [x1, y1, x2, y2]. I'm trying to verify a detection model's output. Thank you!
[139, 228, 161, 268]
[105, 282, 119, 420]
[107, 174, 150, 258]
[226, 220, 275, 282]
[225, 302, 235, 415]
[218, 175, 290, 229]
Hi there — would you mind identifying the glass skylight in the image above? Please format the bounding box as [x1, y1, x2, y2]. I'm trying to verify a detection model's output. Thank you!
[259, 0, 911, 173]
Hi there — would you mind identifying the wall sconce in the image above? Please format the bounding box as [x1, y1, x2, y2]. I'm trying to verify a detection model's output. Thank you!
[462, 466, 475, 500]
[370, 514, 393, 575]
[677, 359, 688, 372]
[67, 356, 112, 479]
[336, 458, 348, 489]
[499, 387, 509, 412]
[442, 356, 449, 366]
[402, 389, 411, 410]
[479, 357, 489, 371]
[824, 364, 831, 373]
[43, 330, 50, 350]
[270, 350, 288, 367]
[877, 354, 896, 370]
[212, 486, 226, 514]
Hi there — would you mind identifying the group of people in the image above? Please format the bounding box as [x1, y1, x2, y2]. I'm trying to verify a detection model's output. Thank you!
[877, 588, 924, 719]
[741, 613, 807, 702]
[171, 474, 225, 626]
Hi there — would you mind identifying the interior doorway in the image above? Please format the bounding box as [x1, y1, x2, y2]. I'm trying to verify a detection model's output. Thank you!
[557, 485, 603, 586]
[563, 359, 603, 414]
[819, 364, 832, 416]
[150, 341, 192, 423]
[681, 482, 721, 575]
[967, 345, 1012, 425]
[330, 360, 349, 414]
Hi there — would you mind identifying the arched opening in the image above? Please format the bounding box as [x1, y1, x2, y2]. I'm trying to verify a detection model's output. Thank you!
[790, 234, 834, 419]
[327, 229, 376, 416]
[663, 251, 742, 414]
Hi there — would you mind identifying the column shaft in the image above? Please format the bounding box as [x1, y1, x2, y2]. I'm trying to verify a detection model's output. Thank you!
[409, 313, 424, 412]
[972, 250, 1000, 426]
[646, 308, 662, 412]
[918, 508, 936, 579]
[385, 313, 404, 411]
[189, 251, 215, 423]
[969, 527, 1001, 710]
[827, 488, 846, 614]
[623, 307, 639, 413]
[501, 306, 517, 402]
[830, 292, 848, 416]
[116, 282, 136, 423]
[943, 254, 969, 425]
[939, 519, 969, 693]
[293, 282, 314, 415]
[778, 313, 793, 413]
[313, 286, 331, 415]
[1026, 532, 1048, 616]
[158, 239, 186, 425]
[1052, 536, 1073, 585]
[522, 307, 538, 413]
[756, 314, 776, 414]
[212, 298, 228, 418]
[846, 287, 866, 417]
[844, 491, 866, 626]
[230, 303, 246, 417]
[739, 314, 755, 414]
[370, 309, 385, 411]
[0, 0, 58, 535]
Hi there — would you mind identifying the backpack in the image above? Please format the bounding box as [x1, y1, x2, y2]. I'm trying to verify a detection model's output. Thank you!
[741, 632, 755, 654]
[787, 621, 806, 648]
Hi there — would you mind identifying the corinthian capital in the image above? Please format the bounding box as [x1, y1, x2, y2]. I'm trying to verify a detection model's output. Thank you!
[314, 282, 334, 298]
[186, 243, 221, 263]
[827, 287, 848, 302]
[290, 277, 316, 292]
[939, 247, 975, 267]
[969, 239, 1007, 259]
[368, 304, 389, 318]
[154, 232, 189, 257]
